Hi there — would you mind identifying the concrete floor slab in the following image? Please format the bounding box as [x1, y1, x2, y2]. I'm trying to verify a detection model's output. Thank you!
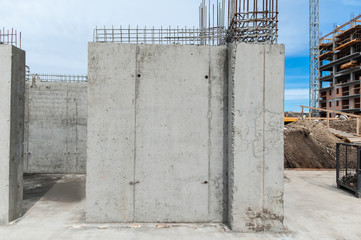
[0, 171, 360, 239]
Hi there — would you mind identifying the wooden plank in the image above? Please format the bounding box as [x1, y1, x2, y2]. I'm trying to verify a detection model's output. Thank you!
[340, 60, 358, 70]
[300, 105, 360, 118]
[334, 39, 361, 51]
[304, 117, 338, 120]
[328, 128, 361, 143]
[327, 113, 330, 127]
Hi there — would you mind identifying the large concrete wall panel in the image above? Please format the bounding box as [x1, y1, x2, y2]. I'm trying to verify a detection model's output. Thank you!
[263, 45, 285, 231]
[86, 42, 284, 230]
[66, 83, 87, 172]
[135, 45, 209, 222]
[87, 43, 228, 223]
[86, 43, 136, 222]
[0, 45, 12, 225]
[228, 43, 284, 232]
[228, 43, 265, 231]
[0, 45, 25, 224]
[24, 82, 87, 174]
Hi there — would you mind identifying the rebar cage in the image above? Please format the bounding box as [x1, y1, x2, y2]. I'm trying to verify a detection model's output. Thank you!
[227, 0, 278, 43]
[336, 143, 361, 198]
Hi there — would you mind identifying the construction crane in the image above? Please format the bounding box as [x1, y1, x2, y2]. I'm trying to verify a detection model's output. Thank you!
[309, 0, 320, 113]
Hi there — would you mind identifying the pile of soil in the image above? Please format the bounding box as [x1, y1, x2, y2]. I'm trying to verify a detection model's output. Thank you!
[322, 119, 360, 134]
[284, 120, 342, 168]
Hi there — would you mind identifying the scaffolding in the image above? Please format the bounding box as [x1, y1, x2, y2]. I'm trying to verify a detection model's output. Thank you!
[0, 28, 21, 48]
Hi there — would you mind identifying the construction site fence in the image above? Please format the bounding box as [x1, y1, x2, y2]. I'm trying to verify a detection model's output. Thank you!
[0, 28, 21, 48]
[27, 74, 88, 83]
[93, 26, 227, 46]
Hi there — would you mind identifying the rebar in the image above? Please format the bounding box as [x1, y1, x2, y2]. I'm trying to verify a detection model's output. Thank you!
[93, 26, 227, 46]
[0, 28, 22, 48]
[92, 0, 278, 46]
[227, 0, 279, 43]
[26, 73, 88, 83]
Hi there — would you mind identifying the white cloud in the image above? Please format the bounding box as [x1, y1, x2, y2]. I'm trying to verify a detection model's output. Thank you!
[285, 88, 309, 101]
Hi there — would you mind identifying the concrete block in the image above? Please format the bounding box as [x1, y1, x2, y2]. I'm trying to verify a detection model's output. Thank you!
[227, 43, 284, 232]
[0, 45, 25, 224]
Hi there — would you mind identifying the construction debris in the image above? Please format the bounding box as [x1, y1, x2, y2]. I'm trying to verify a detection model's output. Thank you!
[284, 119, 361, 168]
[327, 128, 361, 143]
[284, 120, 341, 168]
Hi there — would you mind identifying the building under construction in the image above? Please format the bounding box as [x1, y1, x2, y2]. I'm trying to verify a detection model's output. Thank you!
[319, 15, 361, 115]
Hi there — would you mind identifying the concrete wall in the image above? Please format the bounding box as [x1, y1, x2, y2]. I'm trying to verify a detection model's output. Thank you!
[227, 43, 285, 232]
[86, 43, 228, 223]
[86, 42, 284, 232]
[0, 45, 25, 224]
[24, 82, 87, 174]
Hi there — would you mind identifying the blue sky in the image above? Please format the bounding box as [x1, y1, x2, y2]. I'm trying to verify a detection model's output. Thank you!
[1, 0, 361, 111]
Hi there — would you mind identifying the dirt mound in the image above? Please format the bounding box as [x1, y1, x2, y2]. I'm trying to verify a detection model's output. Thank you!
[284, 120, 342, 168]
[323, 119, 360, 134]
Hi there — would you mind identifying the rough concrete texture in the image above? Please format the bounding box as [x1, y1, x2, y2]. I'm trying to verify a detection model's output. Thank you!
[227, 43, 285, 232]
[0, 45, 25, 224]
[1, 171, 360, 240]
[87, 43, 228, 223]
[23, 81, 87, 174]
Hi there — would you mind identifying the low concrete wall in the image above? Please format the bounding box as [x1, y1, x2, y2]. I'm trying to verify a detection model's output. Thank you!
[0, 45, 25, 224]
[24, 82, 87, 174]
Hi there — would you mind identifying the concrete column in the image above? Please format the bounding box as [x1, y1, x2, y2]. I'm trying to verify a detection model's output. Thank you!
[0, 45, 25, 224]
[227, 43, 284, 232]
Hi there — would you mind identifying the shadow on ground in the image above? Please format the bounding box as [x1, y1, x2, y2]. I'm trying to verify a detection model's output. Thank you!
[23, 174, 62, 214]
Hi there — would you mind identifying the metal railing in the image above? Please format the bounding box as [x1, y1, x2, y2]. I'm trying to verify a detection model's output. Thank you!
[0, 28, 21, 48]
[93, 26, 227, 46]
[27, 74, 88, 83]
